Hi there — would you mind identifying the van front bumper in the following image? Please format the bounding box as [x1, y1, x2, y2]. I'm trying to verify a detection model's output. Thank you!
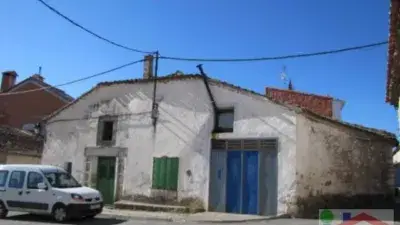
[67, 202, 103, 218]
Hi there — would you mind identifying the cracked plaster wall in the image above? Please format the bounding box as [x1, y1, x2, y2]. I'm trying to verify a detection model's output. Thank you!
[42, 79, 297, 214]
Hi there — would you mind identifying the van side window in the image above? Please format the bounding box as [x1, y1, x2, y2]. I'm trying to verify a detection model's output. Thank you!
[8, 171, 26, 189]
[0, 171, 9, 187]
[27, 172, 44, 189]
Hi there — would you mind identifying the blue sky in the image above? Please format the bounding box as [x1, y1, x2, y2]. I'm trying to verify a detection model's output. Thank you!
[0, 0, 397, 134]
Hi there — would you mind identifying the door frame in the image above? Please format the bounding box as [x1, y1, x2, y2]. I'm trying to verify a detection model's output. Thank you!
[209, 138, 278, 215]
[84, 147, 127, 201]
[96, 156, 117, 204]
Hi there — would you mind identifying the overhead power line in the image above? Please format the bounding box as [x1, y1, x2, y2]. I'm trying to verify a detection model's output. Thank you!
[36, 0, 154, 54]
[36, 0, 388, 62]
[160, 41, 388, 62]
[0, 59, 144, 96]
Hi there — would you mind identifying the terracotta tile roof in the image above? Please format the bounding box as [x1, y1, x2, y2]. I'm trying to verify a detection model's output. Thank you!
[2, 76, 74, 102]
[266, 87, 337, 118]
[44, 74, 397, 144]
[386, 0, 400, 107]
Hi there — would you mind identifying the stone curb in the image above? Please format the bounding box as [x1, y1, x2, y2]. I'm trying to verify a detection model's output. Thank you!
[100, 213, 177, 222]
[185, 214, 292, 223]
[101, 211, 291, 223]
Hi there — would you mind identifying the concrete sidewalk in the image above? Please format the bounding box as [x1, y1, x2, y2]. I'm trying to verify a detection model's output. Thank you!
[102, 208, 289, 223]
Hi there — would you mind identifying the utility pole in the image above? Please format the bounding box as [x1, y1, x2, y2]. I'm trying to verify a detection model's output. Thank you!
[151, 51, 160, 128]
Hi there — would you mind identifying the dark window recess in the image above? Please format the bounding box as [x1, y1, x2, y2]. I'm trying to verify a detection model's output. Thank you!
[102, 121, 114, 141]
[214, 108, 234, 133]
[97, 115, 117, 146]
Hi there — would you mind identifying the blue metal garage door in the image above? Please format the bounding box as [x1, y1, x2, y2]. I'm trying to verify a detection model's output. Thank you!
[209, 139, 277, 216]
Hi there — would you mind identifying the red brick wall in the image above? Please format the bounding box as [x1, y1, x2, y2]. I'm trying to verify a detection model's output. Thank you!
[0, 82, 69, 128]
[266, 87, 333, 117]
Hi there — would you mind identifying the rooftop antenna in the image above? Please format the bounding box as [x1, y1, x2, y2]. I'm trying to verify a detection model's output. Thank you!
[280, 65, 288, 85]
[280, 66, 294, 90]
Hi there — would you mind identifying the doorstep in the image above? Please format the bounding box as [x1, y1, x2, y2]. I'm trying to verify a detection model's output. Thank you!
[102, 207, 183, 222]
[114, 200, 189, 213]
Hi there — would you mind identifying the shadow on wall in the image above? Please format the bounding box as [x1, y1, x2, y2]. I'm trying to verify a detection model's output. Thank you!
[235, 99, 296, 142]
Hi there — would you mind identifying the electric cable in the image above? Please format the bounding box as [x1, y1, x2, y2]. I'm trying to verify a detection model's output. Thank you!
[0, 59, 144, 96]
[160, 41, 388, 62]
[37, 0, 154, 54]
[36, 0, 388, 62]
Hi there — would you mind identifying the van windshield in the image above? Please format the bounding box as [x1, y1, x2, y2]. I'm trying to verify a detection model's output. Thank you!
[43, 172, 82, 188]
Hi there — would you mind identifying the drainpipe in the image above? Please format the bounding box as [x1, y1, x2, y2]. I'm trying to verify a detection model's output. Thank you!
[196, 64, 218, 133]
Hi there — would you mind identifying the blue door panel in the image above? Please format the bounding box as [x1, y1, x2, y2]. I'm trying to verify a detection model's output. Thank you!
[226, 151, 242, 213]
[209, 151, 227, 212]
[242, 151, 259, 215]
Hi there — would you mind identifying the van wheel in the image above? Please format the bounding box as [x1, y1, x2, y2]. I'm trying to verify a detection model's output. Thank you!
[52, 204, 68, 223]
[0, 201, 8, 219]
[86, 214, 96, 219]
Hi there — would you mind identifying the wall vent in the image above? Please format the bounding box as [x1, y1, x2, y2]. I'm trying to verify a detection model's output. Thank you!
[212, 139, 277, 150]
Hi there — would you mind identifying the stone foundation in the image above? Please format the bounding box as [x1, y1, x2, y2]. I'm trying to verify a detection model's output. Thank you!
[121, 194, 205, 213]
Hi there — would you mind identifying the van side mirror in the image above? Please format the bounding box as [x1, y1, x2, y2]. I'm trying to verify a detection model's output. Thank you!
[37, 182, 48, 190]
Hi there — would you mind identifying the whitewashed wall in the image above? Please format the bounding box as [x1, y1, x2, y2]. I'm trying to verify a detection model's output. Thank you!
[42, 78, 297, 214]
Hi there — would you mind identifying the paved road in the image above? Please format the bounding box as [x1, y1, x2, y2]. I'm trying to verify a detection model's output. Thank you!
[2, 213, 400, 225]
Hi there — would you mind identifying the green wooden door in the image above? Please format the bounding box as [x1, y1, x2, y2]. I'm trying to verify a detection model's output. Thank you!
[97, 157, 116, 205]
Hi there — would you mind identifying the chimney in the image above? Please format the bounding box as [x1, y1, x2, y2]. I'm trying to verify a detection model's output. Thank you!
[143, 54, 154, 79]
[31, 74, 44, 82]
[1, 71, 18, 92]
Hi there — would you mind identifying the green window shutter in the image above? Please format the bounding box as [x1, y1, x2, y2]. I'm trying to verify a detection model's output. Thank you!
[152, 157, 179, 190]
[166, 157, 179, 191]
[152, 157, 161, 189]
[159, 157, 168, 189]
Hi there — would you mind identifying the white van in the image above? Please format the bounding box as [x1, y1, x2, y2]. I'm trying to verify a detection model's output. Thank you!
[0, 164, 103, 222]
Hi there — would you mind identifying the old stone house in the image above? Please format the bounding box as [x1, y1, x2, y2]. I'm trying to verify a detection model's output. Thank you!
[42, 56, 396, 217]
[0, 126, 43, 164]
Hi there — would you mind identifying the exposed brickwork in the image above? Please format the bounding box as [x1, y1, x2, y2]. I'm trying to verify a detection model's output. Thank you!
[266, 87, 334, 117]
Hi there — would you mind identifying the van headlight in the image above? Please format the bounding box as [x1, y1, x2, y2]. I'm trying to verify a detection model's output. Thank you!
[71, 193, 84, 202]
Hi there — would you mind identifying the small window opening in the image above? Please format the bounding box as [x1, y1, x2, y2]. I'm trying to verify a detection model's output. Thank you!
[214, 108, 234, 133]
[102, 121, 114, 141]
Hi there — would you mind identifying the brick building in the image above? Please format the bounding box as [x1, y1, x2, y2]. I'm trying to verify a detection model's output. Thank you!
[266, 87, 345, 119]
[0, 71, 73, 131]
